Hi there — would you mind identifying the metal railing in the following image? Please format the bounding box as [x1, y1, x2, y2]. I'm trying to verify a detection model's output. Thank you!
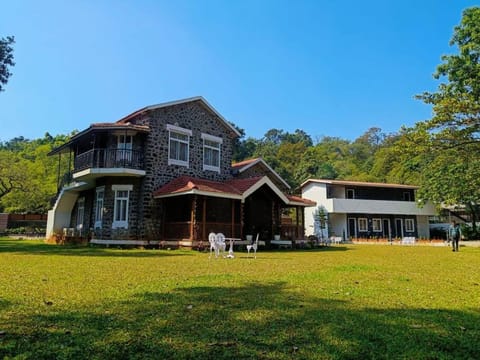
[74, 148, 144, 171]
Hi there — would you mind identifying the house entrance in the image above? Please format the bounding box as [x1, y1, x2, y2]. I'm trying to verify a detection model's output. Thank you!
[348, 218, 357, 240]
[382, 218, 391, 240]
[395, 218, 403, 238]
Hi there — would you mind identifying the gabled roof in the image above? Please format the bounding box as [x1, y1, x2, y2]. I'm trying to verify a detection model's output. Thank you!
[232, 157, 291, 190]
[154, 175, 315, 207]
[153, 176, 242, 199]
[49, 96, 240, 156]
[117, 96, 241, 137]
[301, 178, 418, 190]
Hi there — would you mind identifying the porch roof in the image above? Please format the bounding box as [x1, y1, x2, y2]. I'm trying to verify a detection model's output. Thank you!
[153, 175, 316, 207]
[231, 157, 291, 190]
[48, 123, 150, 155]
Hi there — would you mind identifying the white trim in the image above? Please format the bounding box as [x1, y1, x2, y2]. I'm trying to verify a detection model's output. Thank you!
[201, 133, 223, 144]
[168, 126, 190, 167]
[76, 197, 85, 231]
[166, 124, 193, 136]
[137, 97, 240, 137]
[112, 186, 132, 229]
[242, 176, 290, 204]
[202, 134, 222, 173]
[94, 187, 105, 229]
[112, 184, 133, 191]
[73, 168, 146, 179]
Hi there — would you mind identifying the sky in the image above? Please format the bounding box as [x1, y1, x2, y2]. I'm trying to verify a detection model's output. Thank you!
[1, 0, 479, 143]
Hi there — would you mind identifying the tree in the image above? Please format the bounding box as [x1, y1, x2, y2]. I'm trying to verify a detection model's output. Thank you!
[0, 36, 15, 92]
[405, 7, 480, 232]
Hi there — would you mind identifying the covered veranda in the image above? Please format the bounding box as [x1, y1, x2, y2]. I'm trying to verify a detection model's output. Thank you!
[153, 176, 315, 248]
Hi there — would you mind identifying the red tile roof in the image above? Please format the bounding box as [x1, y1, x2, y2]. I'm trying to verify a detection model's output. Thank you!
[231, 158, 259, 169]
[153, 176, 243, 197]
[154, 175, 315, 207]
[287, 194, 316, 206]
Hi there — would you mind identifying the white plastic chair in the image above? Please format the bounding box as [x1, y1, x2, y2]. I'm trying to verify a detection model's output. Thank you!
[208, 232, 217, 258]
[247, 233, 259, 258]
[215, 233, 226, 257]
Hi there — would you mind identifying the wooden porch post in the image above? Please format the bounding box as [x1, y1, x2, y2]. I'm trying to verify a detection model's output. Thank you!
[295, 206, 300, 240]
[271, 201, 275, 239]
[190, 195, 196, 241]
[231, 199, 235, 238]
[202, 196, 207, 241]
[240, 201, 244, 240]
[301, 207, 305, 238]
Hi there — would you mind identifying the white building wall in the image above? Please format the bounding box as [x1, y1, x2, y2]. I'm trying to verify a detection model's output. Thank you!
[303, 183, 327, 236]
[329, 213, 347, 239]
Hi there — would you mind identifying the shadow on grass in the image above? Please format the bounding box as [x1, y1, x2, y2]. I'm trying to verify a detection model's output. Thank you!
[1, 281, 479, 359]
[0, 239, 193, 258]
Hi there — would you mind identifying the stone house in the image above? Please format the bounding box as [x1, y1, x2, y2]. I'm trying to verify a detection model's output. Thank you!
[46, 97, 315, 246]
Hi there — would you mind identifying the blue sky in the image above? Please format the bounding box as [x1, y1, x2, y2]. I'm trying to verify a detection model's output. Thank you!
[0, 0, 478, 143]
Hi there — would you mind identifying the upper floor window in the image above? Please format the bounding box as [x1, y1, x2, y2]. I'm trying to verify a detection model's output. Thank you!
[94, 187, 105, 229]
[202, 133, 222, 172]
[403, 191, 411, 201]
[167, 124, 192, 167]
[346, 189, 355, 199]
[112, 184, 133, 229]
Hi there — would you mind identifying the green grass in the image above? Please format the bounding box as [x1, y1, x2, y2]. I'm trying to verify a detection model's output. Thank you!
[1, 238, 479, 359]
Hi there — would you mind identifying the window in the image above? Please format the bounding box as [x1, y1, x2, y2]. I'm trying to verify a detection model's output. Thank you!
[403, 191, 411, 201]
[117, 135, 133, 162]
[167, 124, 192, 167]
[346, 189, 355, 199]
[94, 187, 105, 229]
[372, 218, 382, 232]
[405, 218, 415, 232]
[202, 133, 222, 172]
[76, 197, 85, 231]
[112, 185, 133, 229]
[358, 218, 368, 232]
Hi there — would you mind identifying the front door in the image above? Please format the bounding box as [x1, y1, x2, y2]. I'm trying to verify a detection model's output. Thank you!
[348, 218, 357, 240]
[395, 218, 403, 238]
[382, 218, 391, 240]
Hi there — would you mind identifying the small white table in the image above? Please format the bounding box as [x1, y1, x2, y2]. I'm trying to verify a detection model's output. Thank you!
[225, 238, 241, 258]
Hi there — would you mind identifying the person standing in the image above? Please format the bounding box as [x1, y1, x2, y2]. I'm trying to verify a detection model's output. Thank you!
[449, 220, 461, 252]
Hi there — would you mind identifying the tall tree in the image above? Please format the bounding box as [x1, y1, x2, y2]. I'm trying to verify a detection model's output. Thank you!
[0, 36, 15, 92]
[406, 7, 480, 232]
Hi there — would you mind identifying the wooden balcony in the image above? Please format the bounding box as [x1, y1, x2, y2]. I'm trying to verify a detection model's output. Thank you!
[72, 148, 146, 179]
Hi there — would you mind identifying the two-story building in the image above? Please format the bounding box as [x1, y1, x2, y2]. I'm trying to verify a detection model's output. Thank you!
[46, 97, 314, 247]
[301, 179, 436, 241]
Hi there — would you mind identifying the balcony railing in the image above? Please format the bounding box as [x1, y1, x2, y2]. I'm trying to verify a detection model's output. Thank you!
[74, 148, 145, 172]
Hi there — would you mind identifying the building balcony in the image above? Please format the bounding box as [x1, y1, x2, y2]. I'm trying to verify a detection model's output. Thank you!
[323, 198, 435, 216]
[72, 148, 146, 180]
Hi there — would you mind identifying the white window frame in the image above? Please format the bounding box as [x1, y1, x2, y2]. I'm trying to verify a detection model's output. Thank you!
[358, 218, 368, 232]
[76, 197, 85, 231]
[117, 135, 133, 162]
[403, 191, 411, 201]
[201, 133, 222, 172]
[167, 124, 192, 167]
[405, 218, 415, 233]
[112, 184, 133, 229]
[372, 218, 382, 232]
[94, 186, 105, 229]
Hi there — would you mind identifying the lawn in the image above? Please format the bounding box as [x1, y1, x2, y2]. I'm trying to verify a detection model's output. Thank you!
[0, 239, 479, 359]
